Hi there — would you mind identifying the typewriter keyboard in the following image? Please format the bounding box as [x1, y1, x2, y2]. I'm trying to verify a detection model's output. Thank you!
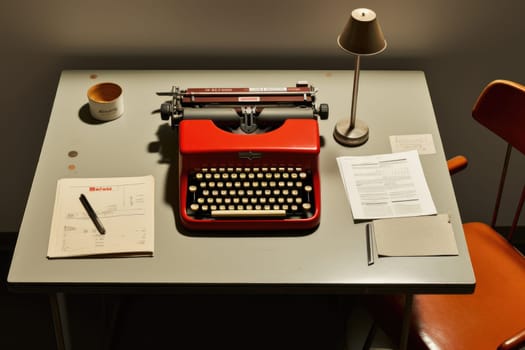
[186, 167, 315, 219]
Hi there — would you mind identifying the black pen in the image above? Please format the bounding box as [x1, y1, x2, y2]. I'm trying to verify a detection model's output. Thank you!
[366, 223, 374, 266]
[79, 193, 106, 235]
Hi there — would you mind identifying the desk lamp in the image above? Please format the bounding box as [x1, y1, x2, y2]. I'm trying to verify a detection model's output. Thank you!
[333, 8, 387, 146]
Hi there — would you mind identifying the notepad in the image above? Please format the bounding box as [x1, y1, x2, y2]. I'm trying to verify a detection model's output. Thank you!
[47, 175, 154, 259]
[371, 214, 458, 257]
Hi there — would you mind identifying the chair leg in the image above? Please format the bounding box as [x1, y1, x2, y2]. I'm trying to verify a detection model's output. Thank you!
[49, 292, 72, 350]
[399, 294, 414, 350]
[362, 322, 378, 350]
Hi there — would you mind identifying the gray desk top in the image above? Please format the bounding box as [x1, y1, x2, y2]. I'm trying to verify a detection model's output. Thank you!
[8, 70, 475, 294]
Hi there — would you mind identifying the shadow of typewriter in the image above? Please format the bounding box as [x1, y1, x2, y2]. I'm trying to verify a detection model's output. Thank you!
[180, 226, 319, 238]
[148, 123, 319, 238]
[148, 122, 181, 228]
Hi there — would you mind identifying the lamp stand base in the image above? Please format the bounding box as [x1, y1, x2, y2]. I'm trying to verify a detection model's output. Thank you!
[333, 118, 369, 147]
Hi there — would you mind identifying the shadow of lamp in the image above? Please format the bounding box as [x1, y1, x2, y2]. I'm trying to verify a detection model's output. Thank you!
[333, 8, 387, 147]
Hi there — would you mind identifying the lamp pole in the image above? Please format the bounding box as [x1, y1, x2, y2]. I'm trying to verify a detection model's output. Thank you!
[333, 54, 369, 146]
[350, 54, 361, 130]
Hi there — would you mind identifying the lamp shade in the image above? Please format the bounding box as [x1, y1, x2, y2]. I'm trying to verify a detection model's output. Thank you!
[337, 8, 386, 56]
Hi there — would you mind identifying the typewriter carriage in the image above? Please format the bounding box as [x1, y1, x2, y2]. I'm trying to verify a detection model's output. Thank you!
[159, 82, 328, 133]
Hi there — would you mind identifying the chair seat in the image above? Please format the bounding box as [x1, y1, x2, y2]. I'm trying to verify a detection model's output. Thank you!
[366, 222, 525, 349]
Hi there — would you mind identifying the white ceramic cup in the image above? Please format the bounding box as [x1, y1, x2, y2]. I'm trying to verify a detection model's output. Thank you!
[87, 82, 124, 121]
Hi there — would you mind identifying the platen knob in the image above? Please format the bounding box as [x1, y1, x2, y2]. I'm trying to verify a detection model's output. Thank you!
[160, 103, 173, 120]
[318, 103, 329, 120]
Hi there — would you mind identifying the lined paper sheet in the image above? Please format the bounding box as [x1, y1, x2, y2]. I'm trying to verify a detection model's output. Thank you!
[47, 176, 154, 258]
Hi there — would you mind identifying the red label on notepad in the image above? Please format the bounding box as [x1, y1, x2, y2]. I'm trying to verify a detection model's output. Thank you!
[89, 186, 113, 192]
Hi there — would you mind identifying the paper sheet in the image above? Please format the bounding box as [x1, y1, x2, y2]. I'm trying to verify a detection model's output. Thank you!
[336, 150, 437, 220]
[47, 176, 154, 258]
[389, 134, 436, 155]
[372, 214, 459, 257]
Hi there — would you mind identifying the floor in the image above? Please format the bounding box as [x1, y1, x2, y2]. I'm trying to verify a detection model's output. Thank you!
[0, 248, 393, 350]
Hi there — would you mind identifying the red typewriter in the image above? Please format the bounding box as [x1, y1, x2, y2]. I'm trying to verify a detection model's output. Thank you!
[158, 82, 328, 231]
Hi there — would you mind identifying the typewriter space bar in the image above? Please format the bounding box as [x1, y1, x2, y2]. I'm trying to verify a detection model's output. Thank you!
[211, 209, 287, 218]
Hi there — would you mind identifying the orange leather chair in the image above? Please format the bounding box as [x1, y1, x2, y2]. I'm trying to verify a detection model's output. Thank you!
[364, 80, 525, 350]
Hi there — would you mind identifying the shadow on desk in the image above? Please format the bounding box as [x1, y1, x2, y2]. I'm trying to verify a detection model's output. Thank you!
[78, 104, 110, 125]
[148, 122, 185, 232]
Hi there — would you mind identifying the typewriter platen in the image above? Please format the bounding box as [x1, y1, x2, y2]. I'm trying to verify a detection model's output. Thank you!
[158, 82, 328, 232]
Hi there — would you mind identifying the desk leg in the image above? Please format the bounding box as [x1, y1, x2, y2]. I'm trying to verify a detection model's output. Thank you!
[399, 294, 413, 350]
[50, 292, 72, 350]
[102, 295, 124, 350]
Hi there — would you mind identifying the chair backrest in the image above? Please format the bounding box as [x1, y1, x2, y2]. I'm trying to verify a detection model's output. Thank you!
[472, 80, 525, 240]
[473, 80, 525, 154]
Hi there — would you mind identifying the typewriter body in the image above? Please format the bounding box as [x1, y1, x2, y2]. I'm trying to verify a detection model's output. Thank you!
[158, 82, 328, 232]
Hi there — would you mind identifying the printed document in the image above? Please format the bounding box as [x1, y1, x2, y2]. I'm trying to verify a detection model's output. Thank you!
[47, 175, 154, 258]
[336, 150, 436, 220]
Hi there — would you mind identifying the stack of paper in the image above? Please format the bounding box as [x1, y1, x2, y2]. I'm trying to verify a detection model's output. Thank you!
[47, 175, 155, 259]
[337, 151, 458, 258]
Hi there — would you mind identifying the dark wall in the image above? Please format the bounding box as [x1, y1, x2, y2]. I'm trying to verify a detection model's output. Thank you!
[1, 0, 524, 232]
